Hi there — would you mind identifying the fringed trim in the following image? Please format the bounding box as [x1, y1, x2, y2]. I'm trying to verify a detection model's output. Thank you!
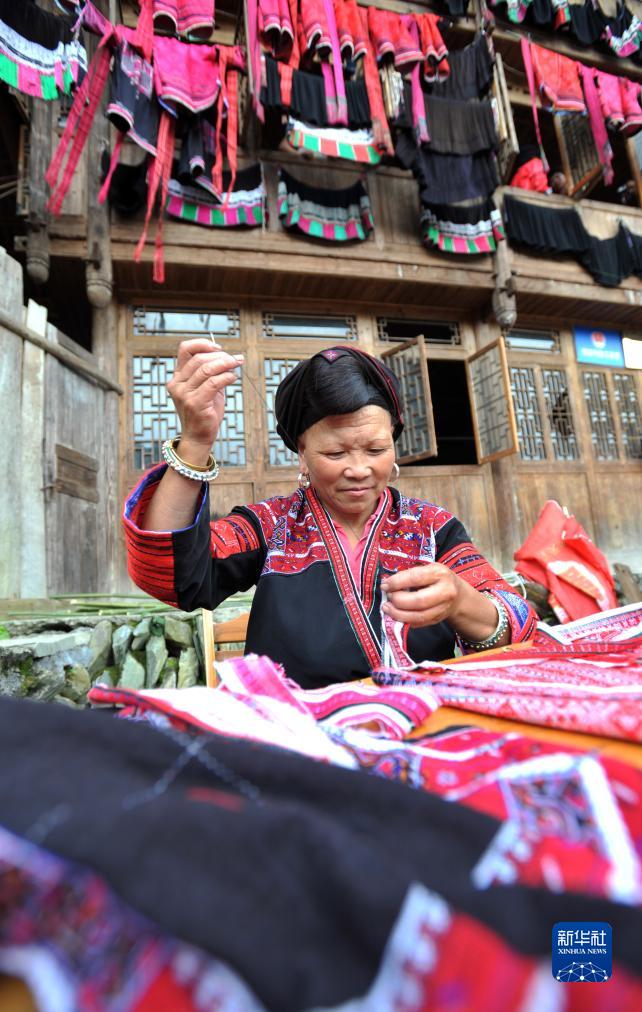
[278, 178, 374, 243]
[420, 201, 505, 255]
[287, 118, 381, 165]
[166, 179, 264, 228]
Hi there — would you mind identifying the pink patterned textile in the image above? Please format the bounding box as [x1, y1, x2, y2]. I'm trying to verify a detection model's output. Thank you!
[153, 0, 215, 37]
[374, 637, 642, 742]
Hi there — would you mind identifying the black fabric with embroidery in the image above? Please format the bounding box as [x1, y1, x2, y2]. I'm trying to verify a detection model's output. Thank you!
[503, 194, 592, 255]
[1, 696, 640, 1011]
[396, 132, 499, 203]
[0, 0, 73, 50]
[428, 34, 493, 100]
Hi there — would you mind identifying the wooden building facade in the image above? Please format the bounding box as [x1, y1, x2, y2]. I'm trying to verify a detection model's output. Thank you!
[2, 0, 642, 595]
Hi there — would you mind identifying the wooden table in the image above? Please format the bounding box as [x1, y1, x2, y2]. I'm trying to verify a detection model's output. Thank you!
[416, 705, 642, 768]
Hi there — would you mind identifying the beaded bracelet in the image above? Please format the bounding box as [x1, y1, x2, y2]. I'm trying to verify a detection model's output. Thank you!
[161, 436, 220, 482]
[459, 594, 509, 652]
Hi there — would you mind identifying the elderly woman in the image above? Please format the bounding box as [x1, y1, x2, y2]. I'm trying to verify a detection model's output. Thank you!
[124, 339, 536, 687]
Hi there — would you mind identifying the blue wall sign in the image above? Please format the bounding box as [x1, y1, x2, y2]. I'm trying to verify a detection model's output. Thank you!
[574, 327, 624, 367]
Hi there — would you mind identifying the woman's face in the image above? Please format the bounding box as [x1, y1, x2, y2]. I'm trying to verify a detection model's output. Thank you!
[298, 406, 396, 527]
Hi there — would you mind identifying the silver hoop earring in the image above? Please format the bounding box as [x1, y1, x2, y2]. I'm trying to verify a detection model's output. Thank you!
[297, 471, 311, 490]
[390, 462, 400, 484]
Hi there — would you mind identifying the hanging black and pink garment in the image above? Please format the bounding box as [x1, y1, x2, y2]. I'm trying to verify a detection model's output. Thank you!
[394, 34, 504, 256]
[277, 166, 373, 241]
[167, 163, 265, 227]
[0, 0, 87, 100]
[421, 197, 505, 254]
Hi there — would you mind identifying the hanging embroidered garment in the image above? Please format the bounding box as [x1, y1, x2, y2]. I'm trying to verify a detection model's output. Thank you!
[528, 42, 586, 112]
[430, 34, 492, 101]
[106, 36, 160, 156]
[0, 0, 87, 100]
[258, 0, 295, 48]
[504, 194, 642, 287]
[299, 0, 347, 124]
[333, 0, 367, 59]
[596, 70, 642, 135]
[176, 113, 218, 194]
[421, 95, 498, 156]
[420, 198, 505, 255]
[503, 193, 592, 255]
[153, 0, 216, 39]
[396, 132, 500, 205]
[153, 35, 222, 115]
[286, 116, 381, 163]
[277, 167, 373, 241]
[514, 499, 618, 621]
[167, 164, 265, 227]
[581, 223, 636, 287]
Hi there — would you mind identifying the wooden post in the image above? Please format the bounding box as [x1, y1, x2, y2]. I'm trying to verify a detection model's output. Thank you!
[26, 95, 53, 284]
[85, 42, 113, 309]
[492, 237, 517, 329]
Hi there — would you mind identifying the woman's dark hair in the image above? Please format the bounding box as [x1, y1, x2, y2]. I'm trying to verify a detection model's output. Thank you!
[305, 354, 391, 424]
[275, 347, 404, 451]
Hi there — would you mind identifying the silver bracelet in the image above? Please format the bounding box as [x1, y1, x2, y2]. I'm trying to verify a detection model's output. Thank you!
[161, 436, 220, 482]
[459, 594, 509, 651]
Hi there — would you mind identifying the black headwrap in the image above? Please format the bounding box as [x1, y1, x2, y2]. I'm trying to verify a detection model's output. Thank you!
[274, 346, 404, 452]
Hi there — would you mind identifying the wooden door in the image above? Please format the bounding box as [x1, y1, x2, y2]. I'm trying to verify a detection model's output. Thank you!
[43, 355, 102, 593]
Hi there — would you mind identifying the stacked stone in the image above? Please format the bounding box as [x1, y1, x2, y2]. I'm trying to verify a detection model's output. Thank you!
[0, 613, 207, 706]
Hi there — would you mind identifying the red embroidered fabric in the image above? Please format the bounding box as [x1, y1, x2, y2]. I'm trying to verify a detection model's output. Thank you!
[514, 499, 618, 621]
[529, 42, 585, 112]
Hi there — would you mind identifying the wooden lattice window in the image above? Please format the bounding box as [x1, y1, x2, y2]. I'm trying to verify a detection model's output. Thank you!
[541, 369, 580, 461]
[466, 339, 519, 464]
[582, 371, 618, 460]
[554, 113, 601, 198]
[262, 313, 357, 341]
[264, 357, 300, 466]
[510, 366, 546, 461]
[505, 329, 560, 354]
[133, 308, 240, 339]
[131, 355, 246, 469]
[613, 372, 642, 459]
[382, 337, 437, 462]
[377, 318, 461, 346]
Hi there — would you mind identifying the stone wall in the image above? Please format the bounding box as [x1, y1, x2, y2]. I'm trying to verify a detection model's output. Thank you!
[0, 611, 220, 707]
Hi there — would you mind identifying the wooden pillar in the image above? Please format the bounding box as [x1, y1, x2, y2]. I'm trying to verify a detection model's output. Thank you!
[85, 61, 113, 309]
[491, 239, 517, 330]
[26, 96, 53, 285]
[490, 454, 523, 571]
[92, 299, 122, 592]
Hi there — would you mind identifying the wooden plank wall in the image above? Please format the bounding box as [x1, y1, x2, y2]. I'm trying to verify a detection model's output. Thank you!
[0, 247, 119, 597]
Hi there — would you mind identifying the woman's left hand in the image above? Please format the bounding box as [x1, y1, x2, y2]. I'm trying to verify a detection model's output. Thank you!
[381, 564, 465, 628]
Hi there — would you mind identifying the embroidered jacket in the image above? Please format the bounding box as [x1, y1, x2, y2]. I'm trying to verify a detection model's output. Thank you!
[124, 465, 537, 688]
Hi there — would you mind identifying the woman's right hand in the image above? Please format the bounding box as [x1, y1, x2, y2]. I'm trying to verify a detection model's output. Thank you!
[167, 338, 243, 455]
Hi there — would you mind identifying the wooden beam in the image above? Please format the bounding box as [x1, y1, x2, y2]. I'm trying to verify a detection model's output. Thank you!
[0, 307, 123, 395]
